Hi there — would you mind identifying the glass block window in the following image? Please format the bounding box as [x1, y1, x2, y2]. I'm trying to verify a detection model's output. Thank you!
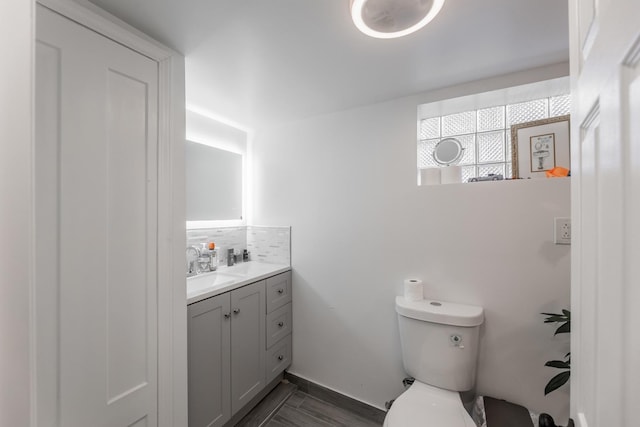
[477, 106, 505, 132]
[550, 94, 571, 117]
[507, 99, 548, 126]
[442, 111, 476, 136]
[418, 94, 570, 182]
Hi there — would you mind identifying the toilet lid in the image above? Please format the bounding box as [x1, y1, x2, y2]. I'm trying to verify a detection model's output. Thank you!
[384, 382, 476, 427]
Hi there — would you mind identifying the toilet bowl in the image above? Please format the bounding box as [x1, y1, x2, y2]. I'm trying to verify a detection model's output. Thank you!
[383, 381, 476, 427]
[384, 296, 484, 426]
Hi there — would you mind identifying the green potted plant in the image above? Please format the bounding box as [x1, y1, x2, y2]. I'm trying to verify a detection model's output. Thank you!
[541, 309, 571, 395]
[538, 309, 573, 427]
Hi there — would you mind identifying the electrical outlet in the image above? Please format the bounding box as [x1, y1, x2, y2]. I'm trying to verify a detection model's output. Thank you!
[554, 217, 571, 245]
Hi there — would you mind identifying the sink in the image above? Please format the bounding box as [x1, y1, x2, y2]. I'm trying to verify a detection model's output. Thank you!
[187, 272, 238, 296]
[223, 262, 285, 278]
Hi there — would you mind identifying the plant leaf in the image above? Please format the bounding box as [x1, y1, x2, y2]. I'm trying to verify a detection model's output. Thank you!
[565, 352, 571, 358]
[542, 313, 564, 319]
[554, 322, 571, 335]
[542, 312, 570, 324]
[544, 371, 570, 395]
[562, 309, 571, 318]
[545, 360, 571, 369]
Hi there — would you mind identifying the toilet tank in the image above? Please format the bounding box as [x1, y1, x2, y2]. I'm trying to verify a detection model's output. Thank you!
[395, 297, 484, 392]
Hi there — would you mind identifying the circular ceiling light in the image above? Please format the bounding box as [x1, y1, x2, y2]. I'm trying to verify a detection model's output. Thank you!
[350, 0, 445, 39]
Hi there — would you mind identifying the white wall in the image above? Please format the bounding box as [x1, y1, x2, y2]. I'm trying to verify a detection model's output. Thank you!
[186, 109, 248, 154]
[252, 63, 571, 421]
[0, 0, 34, 426]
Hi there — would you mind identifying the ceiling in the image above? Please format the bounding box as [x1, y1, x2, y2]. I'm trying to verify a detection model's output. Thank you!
[88, 0, 569, 129]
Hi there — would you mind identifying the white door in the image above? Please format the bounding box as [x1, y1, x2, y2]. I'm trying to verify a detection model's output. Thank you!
[36, 5, 159, 426]
[570, 0, 640, 426]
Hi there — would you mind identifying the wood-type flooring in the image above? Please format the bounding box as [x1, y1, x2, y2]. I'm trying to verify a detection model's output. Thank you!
[237, 381, 383, 427]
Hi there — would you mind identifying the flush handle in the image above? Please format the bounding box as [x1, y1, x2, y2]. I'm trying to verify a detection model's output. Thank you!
[224, 313, 230, 319]
[278, 321, 284, 328]
[450, 334, 464, 349]
[233, 308, 240, 315]
[277, 288, 284, 294]
[277, 355, 284, 361]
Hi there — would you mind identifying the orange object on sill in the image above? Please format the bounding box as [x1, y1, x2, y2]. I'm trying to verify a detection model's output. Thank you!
[208, 242, 215, 250]
[546, 166, 570, 178]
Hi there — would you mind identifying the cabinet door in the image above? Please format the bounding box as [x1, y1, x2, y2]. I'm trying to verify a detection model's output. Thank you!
[188, 295, 231, 427]
[230, 281, 266, 414]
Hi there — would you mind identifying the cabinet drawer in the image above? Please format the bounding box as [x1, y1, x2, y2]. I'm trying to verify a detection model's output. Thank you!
[266, 334, 291, 384]
[266, 303, 292, 349]
[266, 271, 291, 313]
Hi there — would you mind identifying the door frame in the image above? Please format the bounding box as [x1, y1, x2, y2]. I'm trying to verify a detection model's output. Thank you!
[35, 0, 187, 425]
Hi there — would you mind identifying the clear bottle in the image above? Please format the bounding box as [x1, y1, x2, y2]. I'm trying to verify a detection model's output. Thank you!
[196, 243, 211, 273]
[208, 242, 217, 271]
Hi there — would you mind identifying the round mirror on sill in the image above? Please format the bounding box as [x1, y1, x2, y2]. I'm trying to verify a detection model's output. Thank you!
[433, 137, 464, 166]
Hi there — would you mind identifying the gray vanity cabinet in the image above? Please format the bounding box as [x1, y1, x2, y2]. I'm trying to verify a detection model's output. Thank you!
[188, 281, 266, 427]
[188, 293, 231, 427]
[230, 281, 266, 414]
[188, 272, 289, 427]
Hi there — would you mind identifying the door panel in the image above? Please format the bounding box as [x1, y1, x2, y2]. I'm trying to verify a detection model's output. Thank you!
[106, 67, 157, 405]
[35, 36, 62, 427]
[36, 5, 159, 426]
[576, 111, 599, 425]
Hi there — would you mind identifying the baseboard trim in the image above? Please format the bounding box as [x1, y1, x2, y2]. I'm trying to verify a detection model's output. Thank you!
[284, 372, 386, 424]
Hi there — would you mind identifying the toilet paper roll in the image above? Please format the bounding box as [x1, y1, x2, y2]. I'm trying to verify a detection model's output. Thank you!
[419, 168, 441, 186]
[441, 165, 462, 184]
[404, 279, 423, 301]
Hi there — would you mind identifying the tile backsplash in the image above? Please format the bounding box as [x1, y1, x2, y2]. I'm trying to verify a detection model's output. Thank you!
[247, 226, 291, 265]
[186, 226, 290, 267]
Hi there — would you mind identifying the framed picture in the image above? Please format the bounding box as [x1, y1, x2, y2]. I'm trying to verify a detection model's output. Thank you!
[511, 115, 570, 179]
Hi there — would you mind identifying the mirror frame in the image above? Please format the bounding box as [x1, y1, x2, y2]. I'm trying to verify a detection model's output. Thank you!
[433, 137, 464, 166]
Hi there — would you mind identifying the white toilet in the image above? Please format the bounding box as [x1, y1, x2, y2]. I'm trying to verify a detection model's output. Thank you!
[384, 296, 484, 427]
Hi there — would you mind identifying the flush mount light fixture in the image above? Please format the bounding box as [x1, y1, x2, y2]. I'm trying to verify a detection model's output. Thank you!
[350, 0, 445, 39]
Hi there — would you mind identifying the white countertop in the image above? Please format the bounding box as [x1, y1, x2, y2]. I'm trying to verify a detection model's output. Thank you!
[187, 261, 291, 305]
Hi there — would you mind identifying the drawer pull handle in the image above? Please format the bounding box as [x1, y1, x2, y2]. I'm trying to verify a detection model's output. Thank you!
[233, 308, 240, 314]
[224, 313, 230, 319]
[277, 321, 284, 328]
[277, 288, 284, 294]
[277, 355, 284, 361]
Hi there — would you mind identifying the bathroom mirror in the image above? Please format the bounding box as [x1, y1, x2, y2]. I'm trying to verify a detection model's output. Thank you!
[433, 137, 464, 165]
[185, 140, 243, 221]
